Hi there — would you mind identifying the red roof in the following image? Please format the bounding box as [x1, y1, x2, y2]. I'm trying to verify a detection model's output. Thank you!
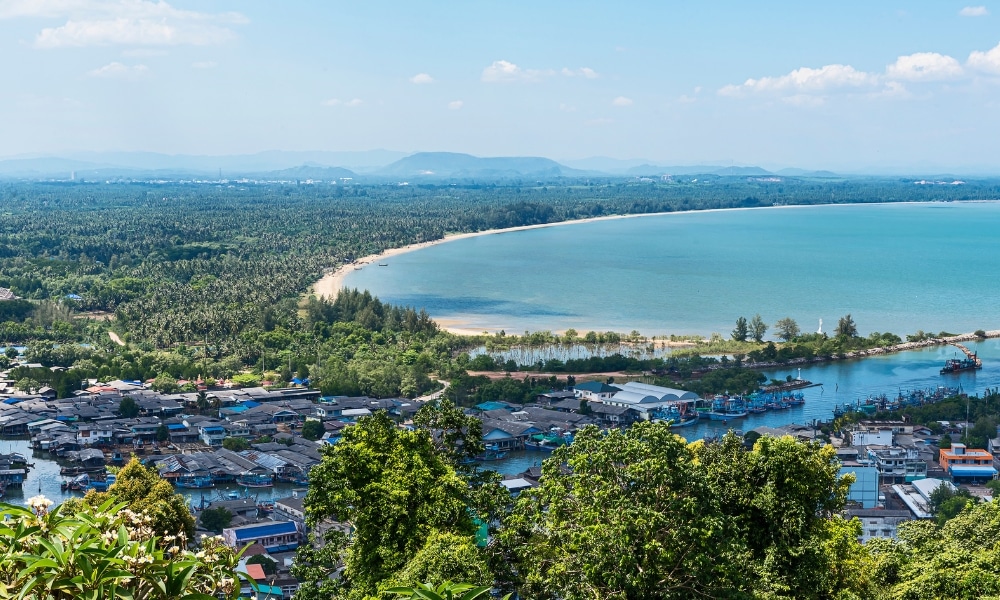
[245, 563, 266, 580]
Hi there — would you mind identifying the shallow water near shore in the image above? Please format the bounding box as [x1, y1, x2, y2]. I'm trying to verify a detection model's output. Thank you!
[344, 202, 1000, 337]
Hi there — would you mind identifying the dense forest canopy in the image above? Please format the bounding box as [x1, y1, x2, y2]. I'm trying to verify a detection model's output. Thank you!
[0, 177, 997, 397]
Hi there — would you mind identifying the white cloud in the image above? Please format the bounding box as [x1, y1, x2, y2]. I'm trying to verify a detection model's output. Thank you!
[558, 103, 576, 112]
[1, 1, 247, 48]
[121, 48, 166, 57]
[960, 6, 989, 16]
[87, 61, 147, 78]
[677, 94, 696, 104]
[481, 60, 552, 83]
[612, 96, 633, 107]
[447, 100, 463, 110]
[192, 61, 216, 69]
[968, 41, 1000, 74]
[410, 73, 433, 84]
[869, 80, 910, 99]
[561, 67, 599, 78]
[37, 18, 236, 47]
[886, 52, 963, 81]
[720, 64, 878, 96]
[323, 98, 363, 107]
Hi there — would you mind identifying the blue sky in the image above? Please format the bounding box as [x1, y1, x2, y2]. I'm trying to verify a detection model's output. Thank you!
[2, 1, 1000, 171]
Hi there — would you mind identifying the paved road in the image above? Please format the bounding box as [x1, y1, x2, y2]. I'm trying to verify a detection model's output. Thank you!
[108, 331, 125, 346]
[415, 380, 450, 402]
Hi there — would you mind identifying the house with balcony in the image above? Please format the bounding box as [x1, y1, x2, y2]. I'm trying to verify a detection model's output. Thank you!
[865, 445, 928, 484]
[199, 423, 227, 447]
[939, 443, 998, 483]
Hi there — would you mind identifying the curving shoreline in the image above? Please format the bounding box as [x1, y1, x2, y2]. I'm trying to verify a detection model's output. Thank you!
[309, 200, 996, 336]
[310, 202, 889, 303]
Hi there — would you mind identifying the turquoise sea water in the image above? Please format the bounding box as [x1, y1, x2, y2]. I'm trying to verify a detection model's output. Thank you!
[343, 202, 1000, 338]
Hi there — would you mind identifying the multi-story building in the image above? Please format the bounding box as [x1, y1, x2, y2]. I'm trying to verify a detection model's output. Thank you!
[938, 443, 998, 483]
[865, 445, 927, 484]
[845, 509, 913, 542]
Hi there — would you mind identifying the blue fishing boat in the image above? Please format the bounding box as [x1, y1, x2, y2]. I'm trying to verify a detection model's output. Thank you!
[476, 444, 509, 460]
[706, 395, 748, 421]
[175, 474, 215, 489]
[655, 403, 700, 427]
[235, 472, 273, 488]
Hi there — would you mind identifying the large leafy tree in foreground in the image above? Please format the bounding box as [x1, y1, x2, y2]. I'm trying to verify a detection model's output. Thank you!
[83, 457, 196, 540]
[694, 433, 867, 599]
[874, 499, 1000, 599]
[501, 426, 868, 600]
[501, 423, 740, 599]
[294, 412, 481, 600]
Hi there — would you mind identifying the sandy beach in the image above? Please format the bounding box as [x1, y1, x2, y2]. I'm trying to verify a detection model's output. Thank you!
[310, 204, 838, 303]
[308, 201, 949, 335]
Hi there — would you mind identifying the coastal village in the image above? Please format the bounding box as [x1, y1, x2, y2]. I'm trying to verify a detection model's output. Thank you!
[0, 357, 995, 598]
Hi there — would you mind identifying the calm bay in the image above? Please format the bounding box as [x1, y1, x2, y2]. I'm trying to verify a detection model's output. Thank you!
[343, 202, 1000, 338]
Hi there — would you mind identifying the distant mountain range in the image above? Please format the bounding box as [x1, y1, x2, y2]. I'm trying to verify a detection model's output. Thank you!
[0, 150, 850, 181]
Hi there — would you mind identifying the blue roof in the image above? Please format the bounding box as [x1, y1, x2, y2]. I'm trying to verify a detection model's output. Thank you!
[66, 294, 83, 300]
[950, 466, 998, 476]
[242, 401, 261, 409]
[202, 425, 225, 432]
[232, 520, 297, 540]
[476, 401, 510, 411]
[223, 405, 248, 414]
[252, 584, 283, 597]
[2, 398, 22, 405]
[166, 423, 187, 430]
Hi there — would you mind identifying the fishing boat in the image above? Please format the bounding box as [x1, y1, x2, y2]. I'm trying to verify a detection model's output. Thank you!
[941, 353, 981, 375]
[655, 403, 700, 427]
[525, 433, 568, 451]
[175, 474, 215, 489]
[235, 472, 274, 488]
[476, 444, 509, 461]
[706, 395, 749, 421]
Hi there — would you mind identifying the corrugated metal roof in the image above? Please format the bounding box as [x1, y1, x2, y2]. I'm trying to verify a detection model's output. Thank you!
[231, 520, 297, 540]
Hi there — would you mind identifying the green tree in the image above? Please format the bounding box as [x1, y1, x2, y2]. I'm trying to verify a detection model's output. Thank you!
[118, 395, 140, 418]
[413, 398, 484, 468]
[151, 372, 178, 393]
[200, 506, 233, 533]
[732, 316, 749, 342]
[294, 412, 476, 600]
[86, 457, 196, 540]
[774, 317, 800, 341]
[387, 531, 491, 591]
[247, 554, 277, 577]
[883, 500, 1000, 598]
[694, 433, 861, 599]
[836, 314, 858, 337]
[156, 424, 169, 442]
[501, 423, 740, 599]
[301, 419, 325, 441]
[749, 313, 768, 342]
[388, 582, 496, 600]
[15, 377, 40, 392]
[222, 436, 250, 451]
[5, 346, 18, 360]
[939, 433, 952, 449]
